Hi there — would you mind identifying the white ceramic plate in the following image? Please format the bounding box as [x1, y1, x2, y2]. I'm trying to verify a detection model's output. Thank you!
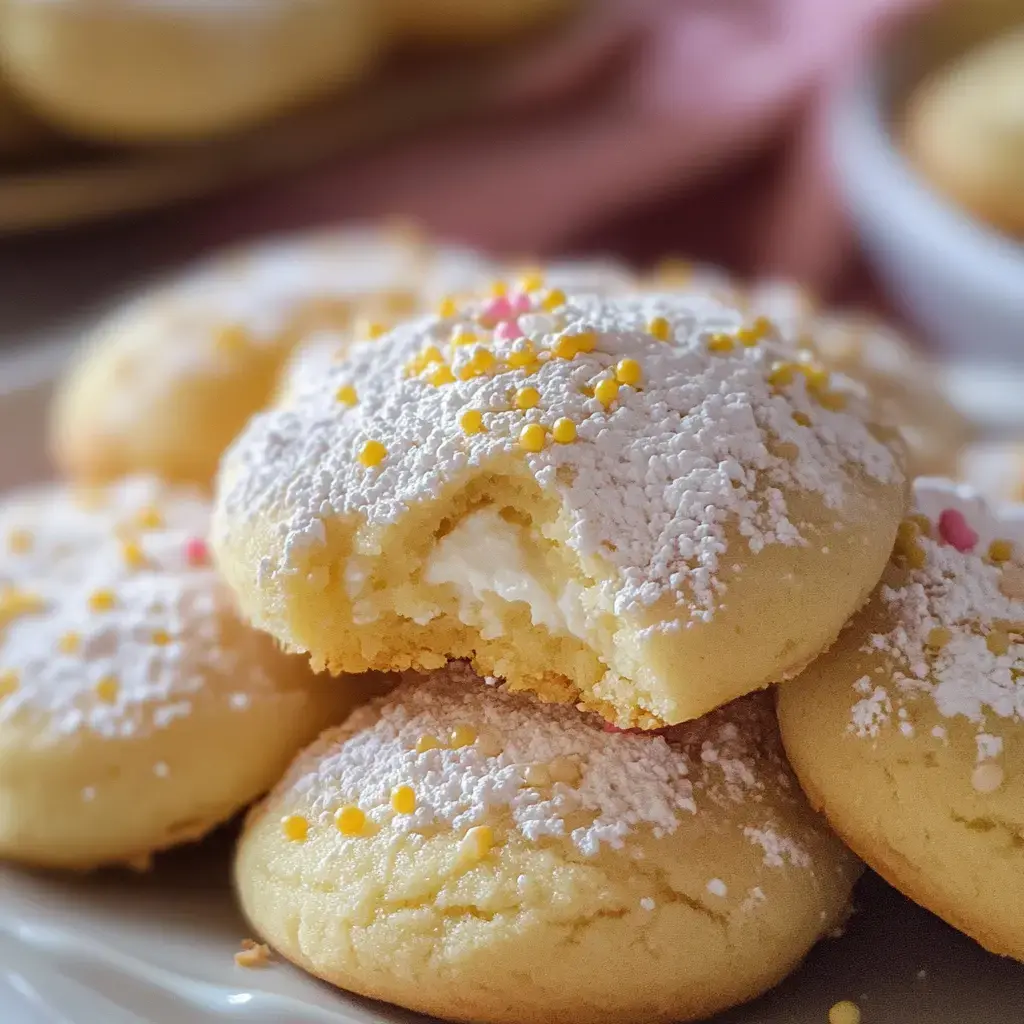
[2, 341, 1024, 1024]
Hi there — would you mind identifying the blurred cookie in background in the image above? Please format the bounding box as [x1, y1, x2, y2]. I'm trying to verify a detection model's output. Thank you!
[903, 25, 1024, 240]
[388, 0, 579, 44]
[0, 72, 52, 159]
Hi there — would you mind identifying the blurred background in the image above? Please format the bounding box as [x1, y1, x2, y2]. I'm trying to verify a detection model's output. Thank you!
[0, 0, 1021, 366]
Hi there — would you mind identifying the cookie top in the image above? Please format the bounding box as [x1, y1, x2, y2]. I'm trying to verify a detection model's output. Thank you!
[274, 662, 815, 865]
[220, 283, 903, 622]
[0, 477, 284, 739]
[850, 481, 1024, 779]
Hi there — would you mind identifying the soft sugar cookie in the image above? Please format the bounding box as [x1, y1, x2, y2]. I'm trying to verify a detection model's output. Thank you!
[748, 281, 972, 478]
[0, 477, 355, 870]
[236, 664, 861, 1024]
[777, 480, 1024, 961]
[51, 227, 496, 488]
[214, 285, 907, 727]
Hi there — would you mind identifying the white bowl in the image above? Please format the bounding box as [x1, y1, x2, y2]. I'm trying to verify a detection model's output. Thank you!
[831, 26, 1024, 364]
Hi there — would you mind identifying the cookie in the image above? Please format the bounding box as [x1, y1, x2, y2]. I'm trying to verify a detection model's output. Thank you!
[235, 664, 861, 1024]
[388, 0, 577, 44]
[0, 477, 355, 870]
[213, 283, 907, 727]
[777, 480, 1024, 960]
[904, 26, 1024, 239]
[51, 227, 496, 488]
[0, 0, 381, 141]
[748, 281, 972, 478]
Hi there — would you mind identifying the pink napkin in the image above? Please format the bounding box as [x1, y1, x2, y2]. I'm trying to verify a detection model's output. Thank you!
[200, 0, 931, 299]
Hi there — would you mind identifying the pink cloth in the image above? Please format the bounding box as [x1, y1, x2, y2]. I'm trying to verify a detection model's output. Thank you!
[201, 0, 930, 299]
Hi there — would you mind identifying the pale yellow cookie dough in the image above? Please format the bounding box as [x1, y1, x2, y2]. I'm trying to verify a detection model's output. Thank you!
[214, 285, 907, 728]
[904, 26, 1024, 239]
[748, 281, 972, 478]
[0, 477, 357, 870]
[0, 0, 381, 141]
[777, 481, 1024, 961]
[51, 228, 496, 488]
[236, 664, 861, 1024]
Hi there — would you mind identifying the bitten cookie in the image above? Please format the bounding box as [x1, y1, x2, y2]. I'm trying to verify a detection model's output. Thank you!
[904, 26, 1024, 239]
[748, 281, 972, 478]
[214, 282, 907, 727]
[236, 664, 861, 1024]
[777, 480, 1024, 961]
[51, 227, 495, 488]
[0, 477, 355, 870]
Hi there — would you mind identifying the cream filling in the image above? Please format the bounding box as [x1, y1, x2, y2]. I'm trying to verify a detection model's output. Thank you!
[423, 508, 588, 641]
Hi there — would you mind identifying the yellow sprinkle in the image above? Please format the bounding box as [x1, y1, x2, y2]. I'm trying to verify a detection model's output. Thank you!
[519, 423, 546, 453]
[542, 288, 566, 311]
[987, 630, 1011, 656]
[151, 629, 172, 647]
[281, 814, 308, 843]
[471, 349, 496, 373]
[926, 626, 952, 650]
[416, 734, 442, 754]
[451, 328, 478, 347]
[792, 411, 812, 427]
[0, 588, 45, 626]
[335, 383, 358, 406]
[460, 410, 485, 436]
[817, 390, 848, 412]
[214, 323, 248, 355]
[903, 542, 927, 569]
[552, 335, 579, 360]
[552, 418, 577, 444]
[391, 785, 416, 815]
[359, 320, 388, 341]
[135, 506, 163, 530]
[647, 316, 671, 342]
[489, 280, 508, 298]
[524, 763, 551, 787]
[58, 632, 81, 655]
[908, 513, 933, 538]
[654, 257, 691, 283]
[358, 440, 388, 468]
[774, 441, 800, 461]
[449, 724, 478, 749]
[460, 825, 495, 864]
[768, 361, 797, 387]
[735, 325, 763, 347]
[507, 342, 537, 368]
[515, 386, 540, 410]
[428, 365, 456, 386]
[796, 363, 830, 390]
[421, 345, 444, 365]
[518, 270, 545, 292]
[595, 378, 619, 408]
[7, 529, 32, 554]
[89, 589, 116, 612]
[828, 1000, 861, 1024]
[989, 539, 1014, 563]
[615, 358, 642, 387]
[571, 330, 598, 354]
[705, 332, 733, 354]
[334, 804, 367, 837]
[122, 540, 145, 569]
[0, 670, 19, 699]
[548, 756, 581, 786]
[95, 675, 119, 704]
[751, 315, 773, 338]
[437, 296, 458, 318]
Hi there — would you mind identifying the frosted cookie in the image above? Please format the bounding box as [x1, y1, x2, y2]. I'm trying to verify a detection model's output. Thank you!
[0, 477, 355, 870]
[214, 283, 907, 727]
[777, 480, 1024, 960]
[749, 282, 972, 478]
[388, 0, 576, 44]
[904, 27, 1024, 239]
[51, 228, 495, 488]
[236, 664, 860, 1024]
[0, 0, 380, 141]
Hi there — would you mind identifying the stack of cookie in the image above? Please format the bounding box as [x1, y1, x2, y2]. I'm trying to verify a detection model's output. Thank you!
[5, 226, 1022, 1023]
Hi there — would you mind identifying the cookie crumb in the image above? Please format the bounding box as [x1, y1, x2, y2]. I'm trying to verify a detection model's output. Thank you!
[828, 1000, 861, 1024]
[235, 939, 271, 968]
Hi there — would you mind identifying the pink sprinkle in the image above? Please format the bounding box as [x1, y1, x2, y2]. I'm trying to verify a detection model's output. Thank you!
[509, 291, 532, 315]
[481, 296, 512, 322]
[185, 537, 209, 566]
[495, 320, 524, 343]
[938, 509, 978, 552]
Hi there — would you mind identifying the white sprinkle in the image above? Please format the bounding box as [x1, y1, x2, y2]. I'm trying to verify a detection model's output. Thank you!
[81, 786, 96, 802]
[229, 693, 251, 710]
[153, 762, 170, 778]
[706, 878, 728, 897]
[640, 897, 656, 911]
